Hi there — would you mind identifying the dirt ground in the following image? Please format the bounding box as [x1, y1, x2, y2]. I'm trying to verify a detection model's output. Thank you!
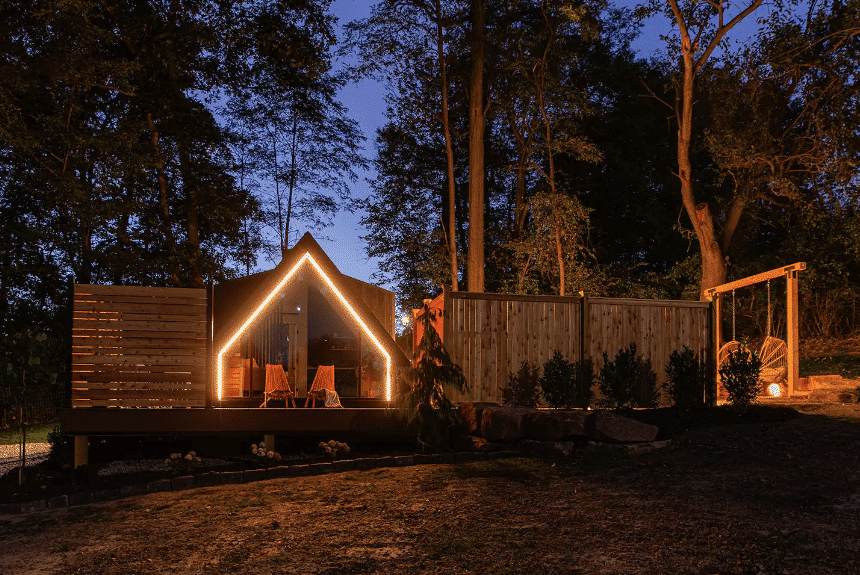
[0, 403, 858, 575]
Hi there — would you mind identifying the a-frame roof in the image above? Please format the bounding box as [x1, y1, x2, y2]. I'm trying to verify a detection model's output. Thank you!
[214, 233, 409, 400]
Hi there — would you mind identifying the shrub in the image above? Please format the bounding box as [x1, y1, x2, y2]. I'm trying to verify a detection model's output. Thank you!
[47, 425, 71, 469]
[598, 343, 658, 409]
[403, 303, 468, 451]
[719, 344, 762, 412]
[540, 350, 594, 409]
[665, 346, 710, 410]
[502, 361, 541, 408]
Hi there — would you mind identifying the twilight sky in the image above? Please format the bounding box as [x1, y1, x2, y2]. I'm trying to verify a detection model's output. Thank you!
[293, 0, 765, 289]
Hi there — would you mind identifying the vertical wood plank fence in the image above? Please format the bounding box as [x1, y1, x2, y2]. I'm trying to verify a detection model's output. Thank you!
[71, 284, 208, 408]
[438, 291, 711, 404]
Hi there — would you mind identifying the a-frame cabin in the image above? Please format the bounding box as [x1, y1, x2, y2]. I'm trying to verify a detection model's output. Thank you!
[62, 234, 410, 467]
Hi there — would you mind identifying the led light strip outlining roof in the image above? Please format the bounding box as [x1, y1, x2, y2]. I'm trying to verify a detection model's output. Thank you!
[216, 253, 392, 402]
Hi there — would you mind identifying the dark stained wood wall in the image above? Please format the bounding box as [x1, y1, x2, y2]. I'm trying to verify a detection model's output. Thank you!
[71, 284, 208, 408]
[341, 276, 396, 337]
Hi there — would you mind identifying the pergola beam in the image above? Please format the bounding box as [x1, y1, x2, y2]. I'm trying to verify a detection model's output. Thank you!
[706, 262, 806, 299]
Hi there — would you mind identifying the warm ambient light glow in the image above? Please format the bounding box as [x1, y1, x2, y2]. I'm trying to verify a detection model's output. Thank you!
[216, 253, 393, 402]
[768, 383, 781, 397]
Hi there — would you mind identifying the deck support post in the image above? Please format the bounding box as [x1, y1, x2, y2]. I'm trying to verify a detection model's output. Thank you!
[74, 435, 88, 468]
[264, 434, 275, 453]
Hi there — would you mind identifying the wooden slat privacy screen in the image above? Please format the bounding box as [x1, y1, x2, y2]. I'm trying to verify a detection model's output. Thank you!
[441, 292, 711, 404]
[72, 284, 208, 408]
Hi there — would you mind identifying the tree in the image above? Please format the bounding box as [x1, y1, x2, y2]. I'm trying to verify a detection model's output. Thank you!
[467, 0, 488, 292]
[345, 0, 463, 290]
[702, 0, 860, 267]
[405, 303, 467, 450]
[222, 1, 366, 263]
[642, 0, 770, 297]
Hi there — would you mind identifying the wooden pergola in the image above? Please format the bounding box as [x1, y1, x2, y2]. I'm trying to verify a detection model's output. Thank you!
[706, 262, 806, 398]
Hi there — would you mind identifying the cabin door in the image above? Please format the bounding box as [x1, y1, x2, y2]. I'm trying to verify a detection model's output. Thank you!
[283, 321, 298, 389]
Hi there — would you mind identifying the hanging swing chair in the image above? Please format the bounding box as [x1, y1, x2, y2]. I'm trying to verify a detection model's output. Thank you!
[717, 281, 787, 397]
[758, 280, 788, 390]
[718, 289, 744, 370]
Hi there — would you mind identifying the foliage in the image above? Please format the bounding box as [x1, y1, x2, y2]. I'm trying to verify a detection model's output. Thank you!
[502, 361, 541, 408]
[800, 355, 860, 380]
[598, 343, 658, 409]
[47, 425, 71, 469]
[403, 304, 467, 451]
[665, 346, 710, 410]
[719, 344, 763, 411]
[507, 192, 604, 295]
[539, 350, 594, 409]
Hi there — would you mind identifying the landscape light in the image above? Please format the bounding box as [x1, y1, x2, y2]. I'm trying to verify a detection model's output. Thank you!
[216, 253, 392, 402]
[768, 383, 781, 397]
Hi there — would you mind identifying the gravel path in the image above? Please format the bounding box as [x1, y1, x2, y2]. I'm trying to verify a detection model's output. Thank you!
[0, 443, 50, 477]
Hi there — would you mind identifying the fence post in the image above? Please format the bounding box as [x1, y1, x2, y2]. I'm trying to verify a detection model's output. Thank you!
[206, 280, 214, 409]
[579, 293, 590, 365]
[66, 278, 74, 409]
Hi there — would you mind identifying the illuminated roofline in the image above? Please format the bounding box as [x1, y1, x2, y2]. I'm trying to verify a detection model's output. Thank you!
[216, 253, 392, 402]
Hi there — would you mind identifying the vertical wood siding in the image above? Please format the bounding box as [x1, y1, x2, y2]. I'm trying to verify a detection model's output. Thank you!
[443, 294, 710, 404]
[71, 284, 208, 408]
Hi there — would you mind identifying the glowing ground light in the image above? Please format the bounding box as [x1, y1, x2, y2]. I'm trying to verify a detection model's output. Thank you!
[768, 383, 781, 397]
[216, 253, 392, 402]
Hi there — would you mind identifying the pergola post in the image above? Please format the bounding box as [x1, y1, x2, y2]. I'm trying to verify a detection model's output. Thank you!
[786, 269, 800, 397]
[711, 294, 721, 406]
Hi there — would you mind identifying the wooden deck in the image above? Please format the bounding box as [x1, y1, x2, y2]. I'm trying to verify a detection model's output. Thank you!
[60, 407, 406, 435]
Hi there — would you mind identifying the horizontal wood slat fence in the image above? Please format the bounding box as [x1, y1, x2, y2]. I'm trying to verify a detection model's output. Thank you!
[71, 284, 209, 408]
[440, 291, 711, 404]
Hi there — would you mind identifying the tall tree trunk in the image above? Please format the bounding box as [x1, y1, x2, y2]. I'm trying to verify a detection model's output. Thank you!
[285, 113, 298, 260]
[676, 48, 726, 298]
[506, 108, 532, 238]
[667, 0, 764, 298]
[467, 0, 487, 293]
[146, 112, 178, 284]
[554, 212, 565, 296]
[435, 0, 458, 291]
[178, 141, 203, 288]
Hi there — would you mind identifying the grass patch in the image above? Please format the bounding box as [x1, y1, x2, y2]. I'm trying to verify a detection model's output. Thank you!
[430, 459, 548, 484]
[801, 355, 860, 379]
[0, 422, 57, 445]
[622, 405, 801, 439]
[419, 525, 479, 558]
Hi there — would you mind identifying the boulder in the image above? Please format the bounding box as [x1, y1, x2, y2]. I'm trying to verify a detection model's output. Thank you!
[523, 410, 591, 440]
[481, 405, 534, 442]
[519, 439, 575, 459]
[459, 402, 499, 435]
[451, 434, 506, 452]
[588, 411, 658, 443]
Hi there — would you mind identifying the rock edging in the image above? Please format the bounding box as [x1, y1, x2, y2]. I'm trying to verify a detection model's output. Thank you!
[458, 403, 667, 460]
